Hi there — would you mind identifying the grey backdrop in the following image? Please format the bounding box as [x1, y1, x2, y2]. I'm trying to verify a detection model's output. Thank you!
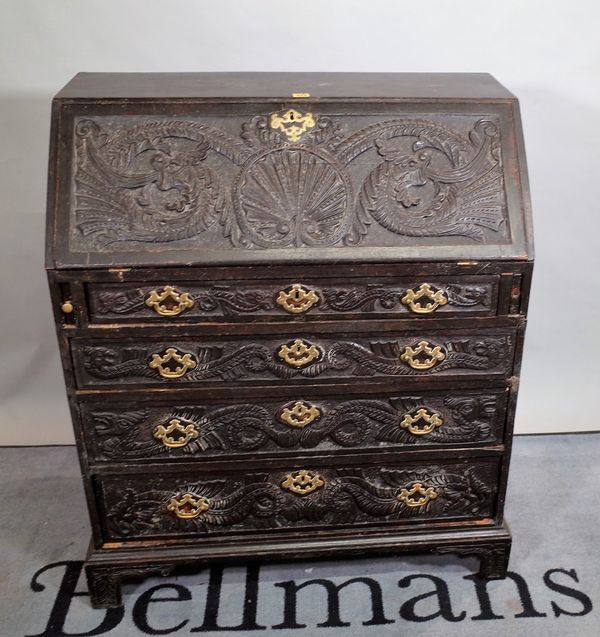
[1, 0, 598, 444]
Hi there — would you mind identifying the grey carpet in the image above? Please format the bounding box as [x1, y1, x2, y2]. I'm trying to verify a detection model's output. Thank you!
[1, 434, 598, 636]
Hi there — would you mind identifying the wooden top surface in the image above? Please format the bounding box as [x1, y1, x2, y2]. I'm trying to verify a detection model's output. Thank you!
[55, 72, 516, 101]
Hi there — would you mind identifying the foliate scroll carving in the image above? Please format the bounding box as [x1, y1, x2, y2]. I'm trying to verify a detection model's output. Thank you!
[86, 393, 504, 461]
[73, 114, 507, 250]
[104, 463, 496, 538]
[79, 335, 513, 385]
[91, 281, 493, 319]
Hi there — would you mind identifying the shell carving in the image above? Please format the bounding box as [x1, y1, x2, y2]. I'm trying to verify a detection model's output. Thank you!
[234, 148, 351, 247]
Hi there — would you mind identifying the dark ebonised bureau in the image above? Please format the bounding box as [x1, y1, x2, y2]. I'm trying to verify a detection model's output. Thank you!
[46, 72, 533, 608]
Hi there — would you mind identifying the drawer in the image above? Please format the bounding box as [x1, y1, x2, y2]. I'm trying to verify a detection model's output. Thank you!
[72, 328, 516, 389]
[85, 275, 501, 324]
[81, 388, 509, 463]
[97, 457, 501, 541]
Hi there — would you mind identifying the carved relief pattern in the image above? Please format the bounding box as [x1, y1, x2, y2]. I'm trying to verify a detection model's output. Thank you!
[435, 542, 510, 579]
[102, 463, 496, 538]
[85, 393, 504, 461]
[72, 112, 507, 250]
[77, 334, 513, 385]
[89, 281, 493, 318]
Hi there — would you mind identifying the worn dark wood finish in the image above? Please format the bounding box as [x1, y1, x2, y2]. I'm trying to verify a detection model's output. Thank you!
[46, 72, 533, 608]
[81, 387, 509, 463]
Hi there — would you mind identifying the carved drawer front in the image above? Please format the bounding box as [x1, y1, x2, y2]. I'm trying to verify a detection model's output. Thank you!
[71, 329, 516, 389]
[97, 458, 500, 542]
[86, 276, 500, 323]
[81, 388, 508, 463]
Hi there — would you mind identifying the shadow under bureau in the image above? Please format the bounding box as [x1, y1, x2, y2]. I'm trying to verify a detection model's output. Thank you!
[46, 72, 533, 608]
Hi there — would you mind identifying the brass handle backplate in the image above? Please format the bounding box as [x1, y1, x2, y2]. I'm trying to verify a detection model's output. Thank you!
[153, 418, 199, 448]
[149, 347, 197, 379]
[400, 408, 444, 436]
[276, 284, 320, 314]
[278, 401, 321, 428]
[281, 470, 325, 495]
[400, 340, 446, 370]
[167, 492, 210, 519]
[277, 339, 321, 368]
[401, 283, 448, 314]
[397, 482, 439, 507]
[145, 286, 194, 317]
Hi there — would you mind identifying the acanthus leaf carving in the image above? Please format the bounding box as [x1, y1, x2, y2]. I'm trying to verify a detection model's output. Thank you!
[86, 392, 503, 461]
[72, 114, 508, 251]
[104, 463, 496, 538]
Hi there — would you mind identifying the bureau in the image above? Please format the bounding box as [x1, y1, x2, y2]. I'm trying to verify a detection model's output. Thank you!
[46, 72, 533, 609]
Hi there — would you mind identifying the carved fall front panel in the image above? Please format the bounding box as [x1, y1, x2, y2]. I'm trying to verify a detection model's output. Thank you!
[70, 110, 510, 253]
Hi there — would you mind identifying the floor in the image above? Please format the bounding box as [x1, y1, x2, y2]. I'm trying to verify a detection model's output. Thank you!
[1, 434, 598, 636]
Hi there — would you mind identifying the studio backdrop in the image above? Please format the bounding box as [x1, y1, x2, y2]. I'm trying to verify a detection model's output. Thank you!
[0, 0, 598, 444]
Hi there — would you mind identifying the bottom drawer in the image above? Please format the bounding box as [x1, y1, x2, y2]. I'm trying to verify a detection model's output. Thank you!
[97, 458, 500, 541]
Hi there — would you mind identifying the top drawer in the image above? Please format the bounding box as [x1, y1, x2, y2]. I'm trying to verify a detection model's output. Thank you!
[86, 275, 501, 324]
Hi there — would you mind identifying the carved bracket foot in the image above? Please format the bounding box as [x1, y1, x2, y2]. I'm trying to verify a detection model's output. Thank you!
[85, 564, 174, 609]
[435, 538, 511, 580]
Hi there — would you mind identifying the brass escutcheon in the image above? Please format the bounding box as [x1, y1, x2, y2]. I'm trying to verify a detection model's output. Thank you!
[277, 339, 321, 368]
[400, 340, 446, 371]
[269, 109, 316, 142]
[400, 408, 444, 436]
[153, 418, 199, 448]
[276, 284, 320, 314]
[397, 482, 439, 507]
[281, 469, 325, 495]
[166, 492, 210, 519]
[278, 401, 321, 428]
[145, 286, 195, 317]
[149, 347, 197, 379]
[401, 283, 448, 314]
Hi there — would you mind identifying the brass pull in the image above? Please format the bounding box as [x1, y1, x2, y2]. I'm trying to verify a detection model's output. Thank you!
[397, 482, 439, 507]
[400, 408, 444, 436]
[153, 418, 199, 448]
[281, 470, 325, 495]
[167, 493, 210, 519]
[401, 283, 448, 314]
[278, 401, 321, 428]
[269, 109, 316, 142]
[61, 300, 74, 314]
[400, 340, 446, 370]
[277, 339, 321, 368]
[276, 283, 320, 314]
[145, 286, 194, 317]
[149, 347, 197, 379]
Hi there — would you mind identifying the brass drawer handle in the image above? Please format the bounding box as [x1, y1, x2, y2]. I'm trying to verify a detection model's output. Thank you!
[276, 283, 320, 314]
[400, 408, 443, 436]
[278, 401, 321, 428]
[149, 347, 197, 379]
[145, 286, 194, 317]
[401, 283, 448, 314]
[277, 338, 321, 368]
[167, 492, 210, 519]
[281, 470, 325, 495]
[397, 482, 439, 507]
[400, 340, 446, 370]
[153, 418, 199, 448]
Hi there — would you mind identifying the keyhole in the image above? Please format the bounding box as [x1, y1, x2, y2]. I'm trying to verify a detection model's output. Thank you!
[289, 112, 295, 121]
